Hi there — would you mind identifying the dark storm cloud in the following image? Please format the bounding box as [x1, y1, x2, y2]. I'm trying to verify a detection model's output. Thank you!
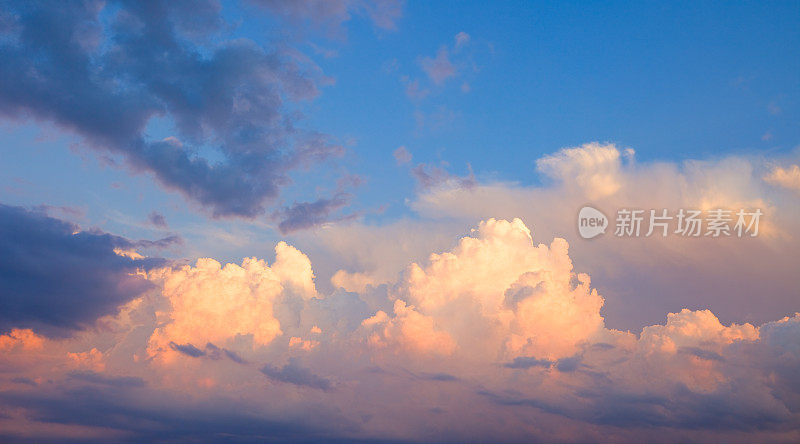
[261, 359, 332, 390]
[0, 204, 163, 336]
[0, 0, 343, 219]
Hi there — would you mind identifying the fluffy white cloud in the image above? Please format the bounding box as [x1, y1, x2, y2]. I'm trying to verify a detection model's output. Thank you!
[362, 299, 457, 355]
[146, 242, 316, 362]
[393, 218, 606, 360]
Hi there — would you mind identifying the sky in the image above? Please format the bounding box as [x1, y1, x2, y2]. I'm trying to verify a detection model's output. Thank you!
[1, 1, 800, 442]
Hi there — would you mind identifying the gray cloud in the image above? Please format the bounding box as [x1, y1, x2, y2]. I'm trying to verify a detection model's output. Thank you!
[274, 193, 351, 234]
[503, 356, 553, 369]
[0, 0, 344, 219]
[261, 359, 332, 390]
[0, 203, 164, 336]
[147, 211, 167, 229]
[169, 342, 205, 358]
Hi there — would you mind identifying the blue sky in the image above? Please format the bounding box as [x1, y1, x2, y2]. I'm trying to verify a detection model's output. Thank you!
[2, 1, 798, 263]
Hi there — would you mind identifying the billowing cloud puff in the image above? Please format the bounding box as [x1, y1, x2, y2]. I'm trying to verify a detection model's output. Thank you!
[362, 299, 457, 355]
[147, 242, 316, 361]
[638, 308, 758, 354]
[504, 270, 606, 360]
[393, 218, 606, 360]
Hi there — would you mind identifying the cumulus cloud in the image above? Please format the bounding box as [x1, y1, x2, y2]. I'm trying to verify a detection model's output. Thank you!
[331, 269, 382, 293]
[1, 217, 800, 441]
[0, 0, 345, 219]
[362, 299, 457, 355]
[147, 241, 316, 362]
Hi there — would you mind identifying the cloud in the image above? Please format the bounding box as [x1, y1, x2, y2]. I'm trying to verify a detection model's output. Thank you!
[0, 217, 799, 441]
[411, 162, 475, 189]
[252, 0, 404, 33]
[261, 358, 331, 390]
[403, 78, 430, 99]
[147, 241, 317, 362]
[331, 269, 382, 293]
[147, 211, 167, 229]
[274, 193, 352, 234]
[2, 140, 800, 440]
[0, 0, 344, 218]
[409, 143, 800, 332]
[409, 31, 475, 96]
[133, 234, 183, 250]
[388, 218, 608, 360]
[536, 142, 626, 200]
[504, 356, 554, 369]
[169, 342, 206, 358]
[393, 145, 412, 165]
[0, 204, 163, 336]
[362, 299, 457, 355]
[68, 371, 146, 389]
[421, 47, 457, 85]
[764, 164, 800, 192]
[0, 329, 45, 352]
[454, 31, 471, 50]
